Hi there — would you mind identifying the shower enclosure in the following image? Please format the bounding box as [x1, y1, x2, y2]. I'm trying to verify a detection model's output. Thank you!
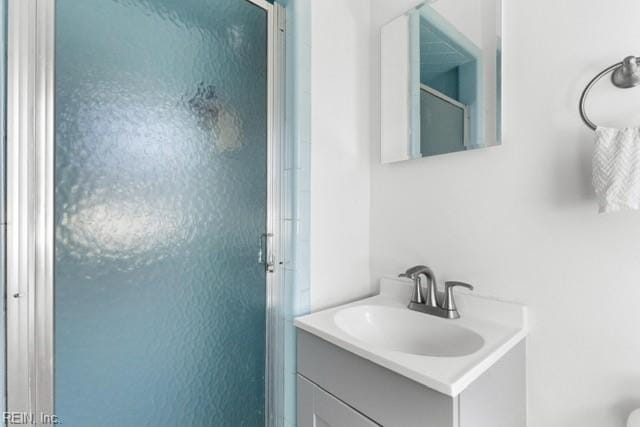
[6, 0, 285, 425]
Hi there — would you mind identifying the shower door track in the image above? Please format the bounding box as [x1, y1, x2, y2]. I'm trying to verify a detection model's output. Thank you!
[5, 0, 286, 425]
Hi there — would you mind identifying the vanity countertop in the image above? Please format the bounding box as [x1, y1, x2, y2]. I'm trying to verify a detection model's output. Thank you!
[294, 276, 528, 397]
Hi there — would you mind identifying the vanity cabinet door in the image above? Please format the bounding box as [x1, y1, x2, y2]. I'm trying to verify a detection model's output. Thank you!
[297, 375, 381, 427]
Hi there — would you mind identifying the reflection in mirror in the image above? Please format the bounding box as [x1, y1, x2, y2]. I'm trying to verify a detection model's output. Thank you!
[381, 0, 502, 163]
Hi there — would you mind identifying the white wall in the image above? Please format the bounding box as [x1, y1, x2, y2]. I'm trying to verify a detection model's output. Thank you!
[430, 0, 483, 47]
[309, 0, 372, 310]
[370, 0, 640, 426]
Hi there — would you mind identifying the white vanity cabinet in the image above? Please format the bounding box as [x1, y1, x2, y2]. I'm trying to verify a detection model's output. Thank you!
[296, 330, 526, 427]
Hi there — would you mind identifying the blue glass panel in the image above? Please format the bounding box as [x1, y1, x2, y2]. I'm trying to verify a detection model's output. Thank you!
[54, 1, 268, 425]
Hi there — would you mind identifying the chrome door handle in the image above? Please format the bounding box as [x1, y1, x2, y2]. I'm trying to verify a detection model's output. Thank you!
[258, 233, 275, 273]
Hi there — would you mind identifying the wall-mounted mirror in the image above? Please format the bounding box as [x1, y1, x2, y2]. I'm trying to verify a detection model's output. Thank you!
[381, 0, 502, 163]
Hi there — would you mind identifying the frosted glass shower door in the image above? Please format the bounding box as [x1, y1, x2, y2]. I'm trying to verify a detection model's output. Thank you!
[54, 0, 271, 425]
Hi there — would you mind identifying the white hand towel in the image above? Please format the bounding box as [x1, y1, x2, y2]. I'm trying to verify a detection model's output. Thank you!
[593, 127, 640, 213]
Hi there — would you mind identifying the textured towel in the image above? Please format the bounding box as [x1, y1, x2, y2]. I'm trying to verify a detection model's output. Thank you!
[593, 127, 640, 213]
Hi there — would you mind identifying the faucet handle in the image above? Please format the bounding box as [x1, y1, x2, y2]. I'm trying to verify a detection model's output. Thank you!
[442, 281, 474, 313]
[399, 266, 427, 305]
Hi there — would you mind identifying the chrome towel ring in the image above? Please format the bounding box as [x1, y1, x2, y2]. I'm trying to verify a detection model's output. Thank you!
[579, 56, 640, 130]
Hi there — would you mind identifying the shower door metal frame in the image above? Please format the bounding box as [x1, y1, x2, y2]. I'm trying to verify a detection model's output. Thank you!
[6, 0, 286, 424]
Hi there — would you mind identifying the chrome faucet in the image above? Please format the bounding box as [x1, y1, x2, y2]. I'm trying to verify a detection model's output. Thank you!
[417, 266, 438, 308]
[398, 266, 474, 319]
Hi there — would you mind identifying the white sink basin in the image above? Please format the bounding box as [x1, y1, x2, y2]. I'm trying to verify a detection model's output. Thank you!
[334, 305, 484, 357]
[295, 276, 527, 396]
